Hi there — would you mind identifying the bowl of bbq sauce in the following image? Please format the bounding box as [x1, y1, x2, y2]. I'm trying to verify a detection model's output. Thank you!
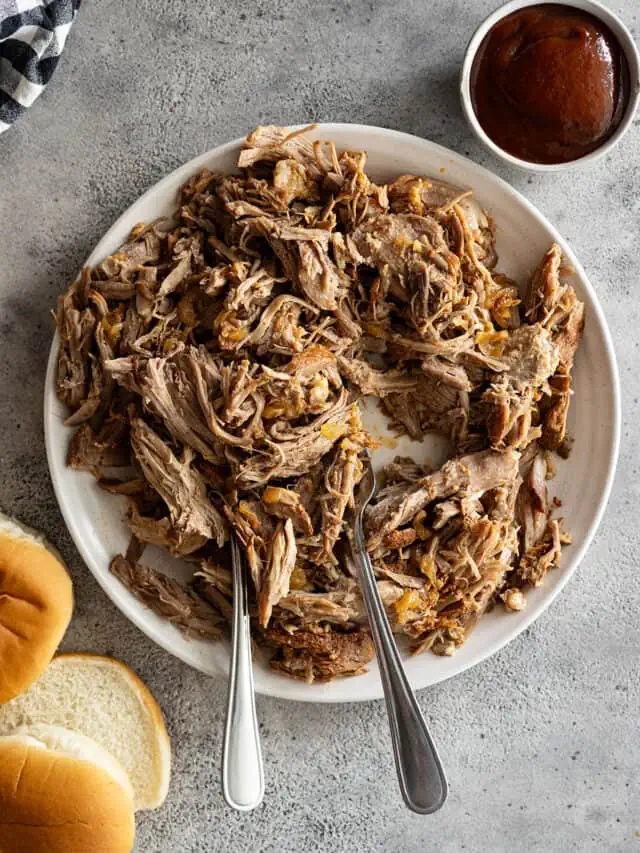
[460, 0, 640, 171]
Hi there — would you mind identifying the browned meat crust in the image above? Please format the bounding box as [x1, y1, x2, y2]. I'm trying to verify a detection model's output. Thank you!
[266, 625, 375, 682]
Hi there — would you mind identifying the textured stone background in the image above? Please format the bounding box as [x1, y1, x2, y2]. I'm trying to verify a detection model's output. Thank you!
[1, 1, 638, 851]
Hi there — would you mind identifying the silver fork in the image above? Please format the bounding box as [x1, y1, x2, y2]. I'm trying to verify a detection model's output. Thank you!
[352, 450, 448, 814]
[222, 533, 264, 811]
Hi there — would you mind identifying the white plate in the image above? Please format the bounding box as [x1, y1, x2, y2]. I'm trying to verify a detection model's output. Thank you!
[44, 125, 620, 703]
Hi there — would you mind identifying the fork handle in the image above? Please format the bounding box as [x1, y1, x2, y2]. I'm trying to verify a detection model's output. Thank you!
[222, 538, 264, 811]
[354, 525, 448, 814]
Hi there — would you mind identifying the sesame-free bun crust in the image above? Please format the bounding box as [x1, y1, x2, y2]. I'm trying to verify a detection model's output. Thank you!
[0, 725, 135, 853]
[0, 514, 73, 704]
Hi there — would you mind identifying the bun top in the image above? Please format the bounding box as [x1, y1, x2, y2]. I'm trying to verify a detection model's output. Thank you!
[0, 723, 135, 853]
[0, 512, 73, 704]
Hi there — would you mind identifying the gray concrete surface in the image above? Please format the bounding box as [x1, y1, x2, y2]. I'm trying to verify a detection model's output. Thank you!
[1, 1, 639, 851]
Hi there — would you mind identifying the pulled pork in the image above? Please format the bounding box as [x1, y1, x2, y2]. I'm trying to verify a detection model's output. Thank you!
[55, 125, 583, 682]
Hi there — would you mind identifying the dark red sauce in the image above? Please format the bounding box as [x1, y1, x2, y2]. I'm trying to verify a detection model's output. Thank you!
[470, 4, 629, 164]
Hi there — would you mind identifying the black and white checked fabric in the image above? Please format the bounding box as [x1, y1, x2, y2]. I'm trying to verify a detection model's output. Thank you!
[0, 0, 80, 134]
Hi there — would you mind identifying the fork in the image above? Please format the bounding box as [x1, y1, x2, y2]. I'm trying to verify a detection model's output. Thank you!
[221, 533, 264, 811]
[352, 450, 448, 814]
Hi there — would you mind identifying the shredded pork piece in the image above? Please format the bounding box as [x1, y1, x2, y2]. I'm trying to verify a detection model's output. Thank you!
[130, 418, 227, 548]
[258, 519, 297, 627]
[110, 555, 224, 639]
[55, 125, 583, 681]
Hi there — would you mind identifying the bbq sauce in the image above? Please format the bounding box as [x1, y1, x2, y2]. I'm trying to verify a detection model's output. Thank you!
[470, 4, 629, 164]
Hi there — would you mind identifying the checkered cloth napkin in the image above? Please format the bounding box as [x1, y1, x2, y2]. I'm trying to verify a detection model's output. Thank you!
[0, 0, 81, 134]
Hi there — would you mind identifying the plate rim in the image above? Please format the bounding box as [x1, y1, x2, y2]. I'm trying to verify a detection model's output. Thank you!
[44, 123, 621, 703]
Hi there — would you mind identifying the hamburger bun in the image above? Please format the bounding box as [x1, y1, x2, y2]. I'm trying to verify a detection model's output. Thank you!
[0, 653, 171, 811]
[0, 723, 135, 853]
[0, 512, 73, 704]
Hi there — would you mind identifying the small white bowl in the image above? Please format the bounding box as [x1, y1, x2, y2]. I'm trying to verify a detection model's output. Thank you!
[460, 0, 640, 172]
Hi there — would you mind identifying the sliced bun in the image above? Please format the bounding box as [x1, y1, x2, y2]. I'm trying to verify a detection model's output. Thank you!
[0, 653, 171, 810]
[0, 511, 73, 704]
[0, 723, 135, 853]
